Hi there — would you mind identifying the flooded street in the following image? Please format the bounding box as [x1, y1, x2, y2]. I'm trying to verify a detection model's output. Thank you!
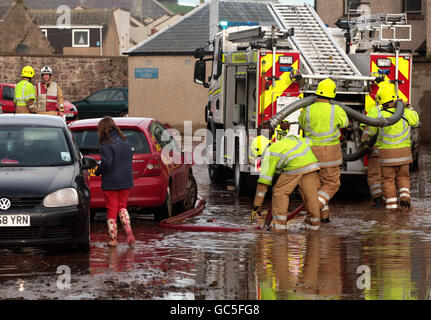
[1, 145, 431, 300]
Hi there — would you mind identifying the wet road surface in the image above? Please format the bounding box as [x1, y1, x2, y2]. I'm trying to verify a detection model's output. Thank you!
[1, 145, 431, 300]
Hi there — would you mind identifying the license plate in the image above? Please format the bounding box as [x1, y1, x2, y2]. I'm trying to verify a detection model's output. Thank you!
[0, 215, 30, 227]
[88, 166, 98, 176]
[65, 113, 74, 117]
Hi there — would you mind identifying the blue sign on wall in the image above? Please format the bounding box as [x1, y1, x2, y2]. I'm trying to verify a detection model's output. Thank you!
[135, 68, 159, 79]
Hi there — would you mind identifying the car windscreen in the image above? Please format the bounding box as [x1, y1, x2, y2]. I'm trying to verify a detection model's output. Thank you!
[72, 129, 151, 155]
[0, 126, 73, 166]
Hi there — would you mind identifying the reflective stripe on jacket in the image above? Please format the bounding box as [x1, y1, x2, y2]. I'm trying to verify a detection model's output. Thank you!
[367, 105, 419, 149]
[258, 136, 319, 186]
[14, 80, 36, 107]
[299, 102, 349, 147]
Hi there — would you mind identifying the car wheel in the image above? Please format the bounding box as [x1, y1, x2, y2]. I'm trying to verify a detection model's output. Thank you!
[120, 112, 128, 117]
[155, 185, 172, 221]
[181, 173, 198, 211]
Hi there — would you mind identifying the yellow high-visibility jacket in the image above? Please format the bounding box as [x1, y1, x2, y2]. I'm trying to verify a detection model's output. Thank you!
[258, 135, 319, 186]
[299, 102, 349, 146]
[14, 79, 36, 107]
[367, 105, 419, 149]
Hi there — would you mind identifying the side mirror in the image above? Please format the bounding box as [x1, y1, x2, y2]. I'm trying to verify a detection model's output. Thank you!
[82, 156, 98, 170]
[194, 60, 208, 88]
[194, 48, 205, 59]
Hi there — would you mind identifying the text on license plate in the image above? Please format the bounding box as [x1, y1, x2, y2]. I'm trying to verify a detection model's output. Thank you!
[88, 166, 98, 176]
[0, 215, 30, 227]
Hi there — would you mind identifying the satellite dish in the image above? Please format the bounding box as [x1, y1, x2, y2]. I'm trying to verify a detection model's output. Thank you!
[356, 4, 371, 16]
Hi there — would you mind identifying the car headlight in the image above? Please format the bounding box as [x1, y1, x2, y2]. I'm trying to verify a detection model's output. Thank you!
[43, 188, 79, 207]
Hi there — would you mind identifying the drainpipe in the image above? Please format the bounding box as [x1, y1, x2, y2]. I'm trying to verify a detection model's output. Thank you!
[100, 26, 103, 56]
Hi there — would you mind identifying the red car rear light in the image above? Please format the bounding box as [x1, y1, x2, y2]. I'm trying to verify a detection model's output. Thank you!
[142, 156, 161, 176]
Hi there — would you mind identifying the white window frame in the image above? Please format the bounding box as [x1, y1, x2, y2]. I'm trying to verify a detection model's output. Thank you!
[72, 29, 90, 48]
[344, 0, 363, 15]
[41, 29, 47, 37]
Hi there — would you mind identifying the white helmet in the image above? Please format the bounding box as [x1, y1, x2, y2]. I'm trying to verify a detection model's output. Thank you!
[41, 66, 53, 75]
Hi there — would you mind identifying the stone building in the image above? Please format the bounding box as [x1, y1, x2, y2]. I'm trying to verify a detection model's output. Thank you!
[0, 0, 54, 55]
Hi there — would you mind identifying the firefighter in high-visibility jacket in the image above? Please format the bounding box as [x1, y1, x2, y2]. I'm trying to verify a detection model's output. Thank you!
[14, 66, 37, 113]
[298, 79, 349, 223]
[36, 66, 65, 116]
[251, 135, 321, 231]
[365, 85, 419, 211]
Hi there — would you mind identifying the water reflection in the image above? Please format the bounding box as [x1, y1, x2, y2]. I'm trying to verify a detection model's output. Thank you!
[255, 232, 343, 300]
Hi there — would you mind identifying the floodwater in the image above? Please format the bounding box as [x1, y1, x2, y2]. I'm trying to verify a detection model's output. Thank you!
[1, 145, 431, 300]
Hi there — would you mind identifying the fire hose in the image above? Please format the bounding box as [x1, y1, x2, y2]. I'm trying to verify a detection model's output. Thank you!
[263, 95, 404, 161]
[158, 196, 306, 232]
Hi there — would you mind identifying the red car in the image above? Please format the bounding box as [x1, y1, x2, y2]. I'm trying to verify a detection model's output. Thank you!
[68, 117, 197, 220]
[0, 83, 78, 122]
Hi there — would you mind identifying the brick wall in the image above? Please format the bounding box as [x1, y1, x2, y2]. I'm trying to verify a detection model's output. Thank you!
[0, 54, 128, 102]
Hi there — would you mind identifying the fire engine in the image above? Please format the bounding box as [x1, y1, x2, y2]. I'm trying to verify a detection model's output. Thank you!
[193, 3, 417, 196]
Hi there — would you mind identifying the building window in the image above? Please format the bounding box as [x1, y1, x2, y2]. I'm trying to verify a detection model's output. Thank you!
[72, 29, 90, 47]
[41, 29, 47, 37]
[404, 0, 421, 13]
[344, 0, 369, 15]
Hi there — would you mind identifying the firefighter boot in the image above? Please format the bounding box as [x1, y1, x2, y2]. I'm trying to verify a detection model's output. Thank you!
[107, 218, 117, 247]
[372, 196, 383, 208]
[320, 206, 331, 223]
[305, 215, 321, 231]
[119, 208, 135, 247]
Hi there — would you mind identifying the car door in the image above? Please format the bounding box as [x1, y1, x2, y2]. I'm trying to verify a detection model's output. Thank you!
[1, 85, 15, 113]
[150, 122, 187, 203]
[109, 89, 128, 117]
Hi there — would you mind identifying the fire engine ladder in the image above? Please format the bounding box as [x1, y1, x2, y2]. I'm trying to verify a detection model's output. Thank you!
[269, 3, 363, 80]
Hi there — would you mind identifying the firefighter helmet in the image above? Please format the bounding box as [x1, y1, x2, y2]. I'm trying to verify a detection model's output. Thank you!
[250, 135, 270, 161]
[21, 66, 35, 78]
[41, 66, 53, 75]
[376, 85, 397, 105]
[315, 78, 336, 99]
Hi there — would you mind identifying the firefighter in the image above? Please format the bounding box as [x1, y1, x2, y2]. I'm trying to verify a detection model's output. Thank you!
[365, 85, 419, 211]
[298, 78, 349, 223]
[251, 134, 321, 231]
[14, 66, 37, 114]
[36, 66, 65, 116]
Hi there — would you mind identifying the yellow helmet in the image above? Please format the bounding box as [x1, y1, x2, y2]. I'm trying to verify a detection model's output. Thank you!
[315, 78, 336, 99]
[249, 135, 270, 162]
[21, 66, 35, 78]
[376, 85, 397, 105]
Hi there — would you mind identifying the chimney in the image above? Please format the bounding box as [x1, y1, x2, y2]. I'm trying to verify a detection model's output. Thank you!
[132, 0, 143, 22]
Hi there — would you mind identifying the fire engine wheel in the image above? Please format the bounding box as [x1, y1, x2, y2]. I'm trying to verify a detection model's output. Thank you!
[234, 162, 247, 197]
[208, 165, 228, 184]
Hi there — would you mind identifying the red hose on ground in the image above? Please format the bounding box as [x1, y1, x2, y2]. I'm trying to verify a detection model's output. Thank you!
[158, 195, 305, 233]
